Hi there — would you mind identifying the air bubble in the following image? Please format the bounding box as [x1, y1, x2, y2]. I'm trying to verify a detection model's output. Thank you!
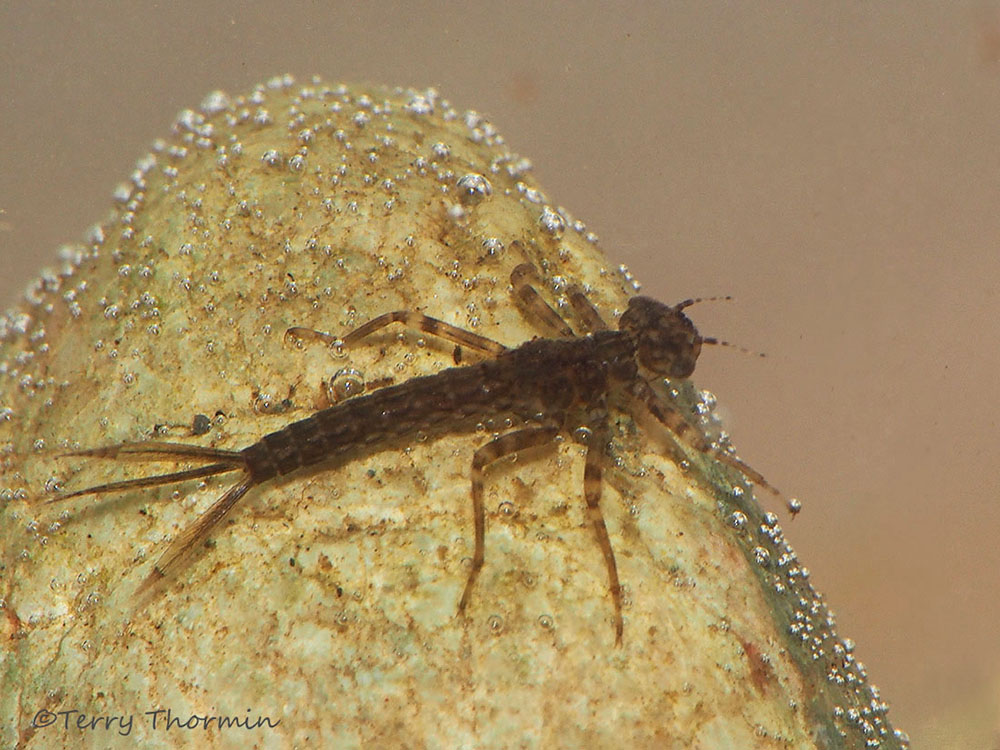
[482, 238, 504, 255]
[456, 173, 493, 206]
[328, 368, 365, 401]
[328, 339, 348, 359]
[253, 394, 276, 414]
[261, 149, 283, 167]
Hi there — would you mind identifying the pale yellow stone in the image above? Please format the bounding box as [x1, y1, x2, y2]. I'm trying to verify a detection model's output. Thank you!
[0, 77, 905, 749]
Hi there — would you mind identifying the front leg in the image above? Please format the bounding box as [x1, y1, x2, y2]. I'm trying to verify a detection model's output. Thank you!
[632, 376, 777, 495]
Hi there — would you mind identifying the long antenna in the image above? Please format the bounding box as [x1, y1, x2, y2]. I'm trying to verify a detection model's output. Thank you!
[675, 296, 767, 359]
[701, 337, 767, 359]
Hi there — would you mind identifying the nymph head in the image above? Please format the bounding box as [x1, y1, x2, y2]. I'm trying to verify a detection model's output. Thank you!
[618, 296, 703, 379]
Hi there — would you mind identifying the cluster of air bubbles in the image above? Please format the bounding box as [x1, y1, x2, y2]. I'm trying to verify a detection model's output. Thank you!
[405, 90, 436, 115]
[85, 223, 106, 246]
[697, 390, 718, 413]
[172, 108, 215, 142]
[265, 73, 295, 91]
[752, 546, 771, 567]
[516, 182, 546, 205]
[411, 156, 429, 175]
[200, 90, 231, 116]
[112, 182, 134, 204]
[618, 264, 642, 292]
[506, 157, 533, 177]
[462, 110, 500, 145]
[539, 206, 566, 237]
[724, 479, 901, 743]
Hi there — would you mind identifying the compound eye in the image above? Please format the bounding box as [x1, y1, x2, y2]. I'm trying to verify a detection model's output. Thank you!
[638, 327, 701, 379]
[670, 354, 697, 379]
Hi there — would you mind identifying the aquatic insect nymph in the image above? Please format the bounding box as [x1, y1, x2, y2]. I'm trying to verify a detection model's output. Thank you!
[51, 262, 774, 645]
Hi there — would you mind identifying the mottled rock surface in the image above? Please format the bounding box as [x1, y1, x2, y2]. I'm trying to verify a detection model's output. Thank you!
[0, 76, 905, 749]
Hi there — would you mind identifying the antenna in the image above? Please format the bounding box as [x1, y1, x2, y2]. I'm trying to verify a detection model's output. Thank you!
[675, 296, 767, 358]
[674, 295, 734, 310]
[701, 337, 767, 359]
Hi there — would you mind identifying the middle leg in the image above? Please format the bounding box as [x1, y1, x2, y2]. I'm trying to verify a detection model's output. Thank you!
[510, 263, 576, 337]
[459, 425, 560, 616]
[580, 409, 624, 646]
[510, 262, 610, 336]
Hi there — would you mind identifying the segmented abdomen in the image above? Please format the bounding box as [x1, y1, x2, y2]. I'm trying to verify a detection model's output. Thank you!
[241, 357, 519, 482]
[240, 333, 623, 484]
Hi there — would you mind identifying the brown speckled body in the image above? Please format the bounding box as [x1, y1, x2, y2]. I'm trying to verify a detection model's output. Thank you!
[243, 331, 635, 483]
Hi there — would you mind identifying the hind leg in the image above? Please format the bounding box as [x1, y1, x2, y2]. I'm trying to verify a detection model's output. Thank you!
[287, 310, 508, 358]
